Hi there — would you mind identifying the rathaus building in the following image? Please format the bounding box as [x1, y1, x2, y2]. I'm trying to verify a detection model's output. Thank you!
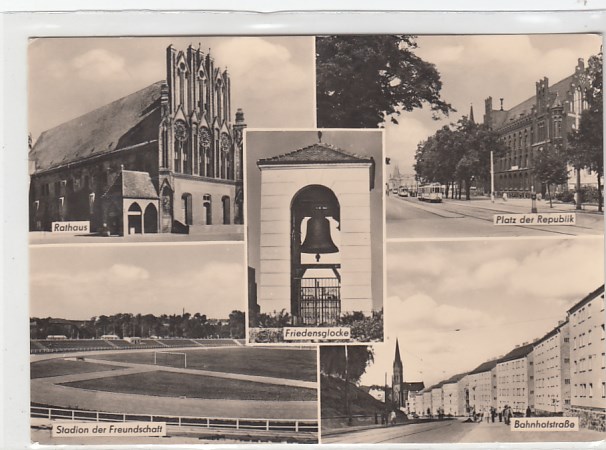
[484, 58, 593, 197]
[29, 45, 246, 235]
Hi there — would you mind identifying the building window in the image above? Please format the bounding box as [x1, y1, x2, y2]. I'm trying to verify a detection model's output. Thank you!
[89, 193, 95, 215]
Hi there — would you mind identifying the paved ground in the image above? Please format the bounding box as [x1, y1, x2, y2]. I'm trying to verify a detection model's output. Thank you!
[322, 418, 604, 444]
[386, 196, 604, 239]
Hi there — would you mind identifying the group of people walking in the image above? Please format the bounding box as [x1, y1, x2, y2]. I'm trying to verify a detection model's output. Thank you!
[469, 405, 531, 425]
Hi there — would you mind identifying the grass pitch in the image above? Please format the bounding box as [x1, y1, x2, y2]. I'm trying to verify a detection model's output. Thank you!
[94, 347, 316, 381]
[31, 359, 125, 379]
[62, 370, 317, 401]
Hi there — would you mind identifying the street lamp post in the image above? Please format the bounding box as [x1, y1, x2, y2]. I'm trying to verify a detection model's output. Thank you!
[531, 185, 537, 213]
[344, 345, 352, 426]
[490, 151, 495, 203]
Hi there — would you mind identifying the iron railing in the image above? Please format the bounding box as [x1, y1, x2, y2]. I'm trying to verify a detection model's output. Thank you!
[30, 406, 318, 433]
[296, 277, 340, 325]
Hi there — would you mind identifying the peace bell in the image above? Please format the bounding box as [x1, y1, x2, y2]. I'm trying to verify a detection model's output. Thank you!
[301, 210, 338, 262]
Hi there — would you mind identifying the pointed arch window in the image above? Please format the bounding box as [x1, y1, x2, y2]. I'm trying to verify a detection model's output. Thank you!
[199, 127, 211, 176]
[220, 133, 232, 180]
[174, 120, 188, 173]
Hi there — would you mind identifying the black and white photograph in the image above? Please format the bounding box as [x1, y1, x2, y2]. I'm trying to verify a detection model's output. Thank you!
[246, 129, 384, 343]
[20, 29, 605, 448]
[316, 35, 604, 239]
[29, 244, 318, 444]
[28, 36, 315, 243]
[320, 238, 605, 443]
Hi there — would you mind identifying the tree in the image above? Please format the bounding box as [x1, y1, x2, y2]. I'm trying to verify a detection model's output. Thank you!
[567, 51, 603, 212]
[532, 149, 569, 208]
[316, 36, 454, 128]
[320, 346, 374, 384]
[414, 117, 506, 200]
[228, 310, 245, 339]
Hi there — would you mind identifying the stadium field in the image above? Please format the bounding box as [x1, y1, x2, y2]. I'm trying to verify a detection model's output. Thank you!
[62, 370, 317, 401]
[31, 359, 126, 379]
[93, 347, 316, 381]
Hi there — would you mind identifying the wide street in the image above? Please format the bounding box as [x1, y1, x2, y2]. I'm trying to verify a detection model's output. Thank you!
[387, 195, 604, 239]
[322, 418, 604, 444]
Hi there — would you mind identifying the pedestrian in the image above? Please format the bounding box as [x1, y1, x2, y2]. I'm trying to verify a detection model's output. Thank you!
[504, 406, 512, 425]
[526, 406, 531, 417]
[502, 192, 508, 202]
[389, 410, 396, 426]
[491, 407, 496, 423]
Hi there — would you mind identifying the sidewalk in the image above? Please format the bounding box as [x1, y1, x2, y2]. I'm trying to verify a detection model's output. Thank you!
[460, 419, 604, 443]
[446, 196, 603, 214]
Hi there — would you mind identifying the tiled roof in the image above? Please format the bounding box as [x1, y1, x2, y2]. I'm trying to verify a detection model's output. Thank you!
[567, 285, 605, 315]
[492, 74, 575, 129]
[469, 359, 499, 375]
[258, 143, 373, 165]
[497, 342, 534, 364]
[402, 381, 425, 392]
[122, 170, 159, 199]
[30, 81, 163, 172]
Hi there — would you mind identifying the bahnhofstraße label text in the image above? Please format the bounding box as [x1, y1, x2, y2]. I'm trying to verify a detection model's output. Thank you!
[511, 417, 579, 431]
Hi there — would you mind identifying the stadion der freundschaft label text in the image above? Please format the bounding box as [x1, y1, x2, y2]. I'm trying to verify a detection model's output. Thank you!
[52, 422, 167, 437]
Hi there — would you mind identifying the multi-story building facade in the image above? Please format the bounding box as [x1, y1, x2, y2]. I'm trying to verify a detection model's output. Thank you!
[567, 285, 606, 431]
[422, 391, 432, 416]
[496, 343, 535, 414]
[410, 391, 422, 415]
[431, 387, 443, 415]
[442, 382, 459, 416]
[532, 321, 571, 414]
[29, 45, 246, 235]
[467, 361, 497, 415]
[484, 59, 595, 196]
[458, 375, 470, 416]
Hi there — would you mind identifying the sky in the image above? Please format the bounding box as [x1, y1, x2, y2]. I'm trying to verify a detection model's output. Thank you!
[360, 237, 604, 388]
[28, 36, 315, 141]
[385, 34, 603, 178]
[30, 243, 245, 320]
[245, 130, 384, 310]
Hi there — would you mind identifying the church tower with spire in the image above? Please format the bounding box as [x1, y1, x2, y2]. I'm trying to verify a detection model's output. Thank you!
[392, 339, 404, 409]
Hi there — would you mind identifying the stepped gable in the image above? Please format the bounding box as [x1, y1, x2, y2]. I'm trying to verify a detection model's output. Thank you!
[30, 81, 164, 172]
[258, 142, 373, 166]
[491, 74, 575, 129]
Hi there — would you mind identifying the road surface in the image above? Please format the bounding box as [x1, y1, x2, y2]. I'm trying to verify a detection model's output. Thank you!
[322, 418, 604, 444]
[387, 196, 603, 238]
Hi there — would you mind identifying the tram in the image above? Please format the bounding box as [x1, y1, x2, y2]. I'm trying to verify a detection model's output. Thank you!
[417, 183, 443, 203]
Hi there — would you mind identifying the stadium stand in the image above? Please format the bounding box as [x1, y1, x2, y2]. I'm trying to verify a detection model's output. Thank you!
[192, 339, 239, 347]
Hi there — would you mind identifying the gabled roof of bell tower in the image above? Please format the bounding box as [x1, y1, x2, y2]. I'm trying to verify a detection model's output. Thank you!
[257, 142, 373, 166]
